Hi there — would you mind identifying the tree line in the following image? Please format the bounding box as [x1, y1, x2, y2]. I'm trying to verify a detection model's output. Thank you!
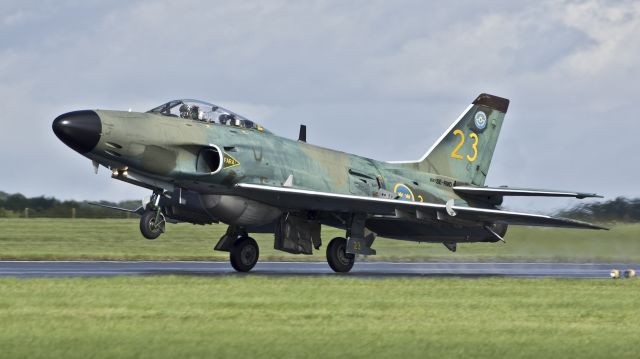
[0, 191, 140, 218]
[555, 197, 640, 223]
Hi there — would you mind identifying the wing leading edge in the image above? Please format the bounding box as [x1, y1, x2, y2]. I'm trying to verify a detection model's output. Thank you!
[234, 183, 607, 230]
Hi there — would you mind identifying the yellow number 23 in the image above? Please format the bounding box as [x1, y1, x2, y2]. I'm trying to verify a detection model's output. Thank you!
[450, 130, 478, 162]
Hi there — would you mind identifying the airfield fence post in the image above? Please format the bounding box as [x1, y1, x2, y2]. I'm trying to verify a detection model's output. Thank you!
[126, 211, 131, 219]
[24, 208, 29, 219]
[71, 207, 76, 219]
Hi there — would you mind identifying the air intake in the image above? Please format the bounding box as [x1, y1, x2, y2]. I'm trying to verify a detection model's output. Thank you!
[196, 146, 222, 174]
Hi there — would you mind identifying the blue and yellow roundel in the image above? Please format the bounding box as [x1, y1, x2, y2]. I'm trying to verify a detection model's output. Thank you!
[393, 183, 415, 202]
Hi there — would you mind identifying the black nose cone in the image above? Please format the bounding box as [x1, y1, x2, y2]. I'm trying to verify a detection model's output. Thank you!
[52, 110, 101, 153]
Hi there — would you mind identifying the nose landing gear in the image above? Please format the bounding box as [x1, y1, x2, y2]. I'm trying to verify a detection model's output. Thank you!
[139, 191, 166, 240]
[139, 209, 166, 240]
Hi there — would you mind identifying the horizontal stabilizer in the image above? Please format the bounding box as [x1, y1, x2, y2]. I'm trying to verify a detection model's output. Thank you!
[88, 202, 144, 215]
[453, 186, 602, 199]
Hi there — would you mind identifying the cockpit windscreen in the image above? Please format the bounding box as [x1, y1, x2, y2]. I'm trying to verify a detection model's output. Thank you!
[147, 99, 267, 132]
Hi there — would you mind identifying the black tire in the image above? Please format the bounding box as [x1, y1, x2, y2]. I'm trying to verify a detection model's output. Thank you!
[140, 210, 165, 240]
[326, 237, 354, 273]
[230, 236, 259, 272]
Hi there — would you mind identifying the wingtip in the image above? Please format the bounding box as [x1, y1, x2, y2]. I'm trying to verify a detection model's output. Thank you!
[576, 193, 603, 199]
[563, 216, 609, 230]
[585, 222, 609, 230]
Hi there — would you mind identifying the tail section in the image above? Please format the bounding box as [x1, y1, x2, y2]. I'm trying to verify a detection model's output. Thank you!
[392, 93, 509, 186]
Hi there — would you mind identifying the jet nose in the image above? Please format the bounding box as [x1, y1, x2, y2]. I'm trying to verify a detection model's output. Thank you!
[52, 110, 102, 153]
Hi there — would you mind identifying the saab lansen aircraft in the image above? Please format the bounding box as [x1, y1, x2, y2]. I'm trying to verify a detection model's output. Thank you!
[52, 94, 605, 272]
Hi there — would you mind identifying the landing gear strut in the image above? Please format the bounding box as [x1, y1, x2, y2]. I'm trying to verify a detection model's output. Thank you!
[326, 237, 355, 273]
[230, 236, 259, 272]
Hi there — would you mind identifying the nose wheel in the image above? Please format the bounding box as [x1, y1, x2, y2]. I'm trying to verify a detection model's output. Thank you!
[230, 236, 259, 272]
[139, 210, 165, 240]
[326, 237, 355, 273]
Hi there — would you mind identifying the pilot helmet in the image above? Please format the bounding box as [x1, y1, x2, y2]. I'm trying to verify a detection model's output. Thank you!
[191, 105, 200, 119]
[179, 104, 190, 118]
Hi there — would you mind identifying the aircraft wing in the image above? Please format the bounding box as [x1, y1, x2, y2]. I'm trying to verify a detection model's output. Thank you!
[453, 186, 602, 199]
[234, 183, 607, 230]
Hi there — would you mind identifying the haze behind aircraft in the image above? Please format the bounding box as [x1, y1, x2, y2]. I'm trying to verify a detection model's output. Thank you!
[52, 93, 605, 272]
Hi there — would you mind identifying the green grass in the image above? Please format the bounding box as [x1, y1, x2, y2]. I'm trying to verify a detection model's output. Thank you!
[0, 219, 638, 262]
[0, 276, 638, 358]
[2, 219, 636, 358]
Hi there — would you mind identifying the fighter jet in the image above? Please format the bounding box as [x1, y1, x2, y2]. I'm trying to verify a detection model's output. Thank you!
[52, 94, 605, 273]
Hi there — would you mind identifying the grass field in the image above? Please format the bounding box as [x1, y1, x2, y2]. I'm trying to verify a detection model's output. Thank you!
[0, 276, 638, 358]
[0, 219, 638, 262]
[1, 220, 638, 358]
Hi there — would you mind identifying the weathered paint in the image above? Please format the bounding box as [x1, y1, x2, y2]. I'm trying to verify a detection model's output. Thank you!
[55, 94, 601, 244]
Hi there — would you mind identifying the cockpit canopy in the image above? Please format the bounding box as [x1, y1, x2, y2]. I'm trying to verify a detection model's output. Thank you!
[147, 99, 268, 132]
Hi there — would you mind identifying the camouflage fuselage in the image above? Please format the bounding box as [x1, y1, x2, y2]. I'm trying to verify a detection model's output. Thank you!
[94, 110, 465, 203]
[78, 109, 503, 243]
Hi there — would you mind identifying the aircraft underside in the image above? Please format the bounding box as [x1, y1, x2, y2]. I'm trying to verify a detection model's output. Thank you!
[364, 217, 507, 244]
[135, 187, 508, 269]
[92, 169, 596, 274]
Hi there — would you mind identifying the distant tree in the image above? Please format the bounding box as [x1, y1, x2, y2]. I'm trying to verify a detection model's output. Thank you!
[28, 196, 58, 211]
[4, 193, 29, 211]
[0, 191, 141, 218]
[0, 207, 18, 218]
[556, 196, 640, 223]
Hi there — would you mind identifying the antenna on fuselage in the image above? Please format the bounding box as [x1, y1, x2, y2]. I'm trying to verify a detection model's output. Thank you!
[298, 125, 307, 142]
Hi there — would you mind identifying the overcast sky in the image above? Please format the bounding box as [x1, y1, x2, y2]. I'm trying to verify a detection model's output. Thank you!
[1, 0, 638, 212]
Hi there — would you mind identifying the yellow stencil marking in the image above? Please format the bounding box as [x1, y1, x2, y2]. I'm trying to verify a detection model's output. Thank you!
[451, 130, 479, 162]
[450, 129, 464, 159]
[467, 133, 478, 162]
[223, 154, 240, 169]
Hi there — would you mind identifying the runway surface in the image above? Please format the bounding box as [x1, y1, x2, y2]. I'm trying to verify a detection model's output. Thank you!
[0, 261, 636, 278]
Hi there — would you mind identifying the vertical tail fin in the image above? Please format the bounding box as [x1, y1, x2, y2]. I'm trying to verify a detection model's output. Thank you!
[392, 93, 509, 186]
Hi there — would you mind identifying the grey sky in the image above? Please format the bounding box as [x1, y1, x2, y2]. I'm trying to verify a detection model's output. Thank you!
[1, 0, 638, 212]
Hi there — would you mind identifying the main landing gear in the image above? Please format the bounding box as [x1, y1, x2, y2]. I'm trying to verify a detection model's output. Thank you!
[230, 236, 260, 272]
[225, 232, 349, 273]
[325, 213, 376, 273]
[213, 213, 375, 274]
[326, 237, 355, 273]
[214, 226, 260, 273]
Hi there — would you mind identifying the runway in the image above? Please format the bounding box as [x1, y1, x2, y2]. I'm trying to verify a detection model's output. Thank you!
[0, 261, 636, 278]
